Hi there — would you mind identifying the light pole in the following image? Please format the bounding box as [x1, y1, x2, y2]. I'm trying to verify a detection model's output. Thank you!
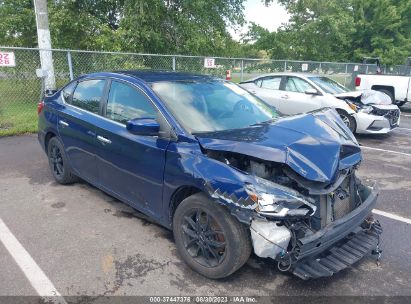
[34, 0, 56, 89]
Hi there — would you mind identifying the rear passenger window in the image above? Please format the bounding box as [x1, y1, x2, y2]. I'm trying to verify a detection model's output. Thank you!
[106, 81, 157, 124]
[260, 77, 282, 90]
[72, 79, 105, 114]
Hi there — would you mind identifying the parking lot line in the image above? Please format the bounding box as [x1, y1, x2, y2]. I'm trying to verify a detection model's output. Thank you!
[0, 218, 66, 303]
[373, 209, 411, 225]
[361, 146, 411, 157]
[396, 127, 411, 132]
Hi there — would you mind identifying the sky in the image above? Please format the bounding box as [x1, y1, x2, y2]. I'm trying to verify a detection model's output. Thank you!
[228, 0, 290, 41]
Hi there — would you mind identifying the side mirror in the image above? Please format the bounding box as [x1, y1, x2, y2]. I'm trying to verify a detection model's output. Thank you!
[45, 89, 57, 96]
[305, 88, 319, 95]
[126, 118, 160, 136]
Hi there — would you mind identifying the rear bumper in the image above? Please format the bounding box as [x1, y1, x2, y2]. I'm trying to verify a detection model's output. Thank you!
[290, 183, 381, 279]
[38, 130, 46, 152]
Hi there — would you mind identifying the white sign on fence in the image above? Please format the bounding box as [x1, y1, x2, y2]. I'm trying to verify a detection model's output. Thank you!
[204, 58, 216, 68]
[0, 52, 16, 67]
[301, 63, 308, 71]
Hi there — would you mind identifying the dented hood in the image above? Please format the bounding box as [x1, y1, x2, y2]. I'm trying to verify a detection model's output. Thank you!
[195, 109, 361, 183]
[334, 90, 392, 105]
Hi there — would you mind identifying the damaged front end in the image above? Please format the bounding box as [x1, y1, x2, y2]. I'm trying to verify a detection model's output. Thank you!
[196, 109, 382, 279]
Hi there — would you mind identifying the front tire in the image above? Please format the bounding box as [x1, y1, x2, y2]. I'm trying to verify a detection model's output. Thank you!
[173, 193, 252, 279]
[47, 137, 78, 184]
[337, 110, 357, 133]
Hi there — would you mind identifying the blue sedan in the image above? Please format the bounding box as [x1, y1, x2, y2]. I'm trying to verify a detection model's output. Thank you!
[38, 71, 382, 279]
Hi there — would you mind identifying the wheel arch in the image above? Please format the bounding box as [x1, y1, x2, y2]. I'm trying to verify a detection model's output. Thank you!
[169, 185, 202, 224]
[335, 108, 357, 133]
[44, 131, 57, 152]
[371, 85, 395, 100]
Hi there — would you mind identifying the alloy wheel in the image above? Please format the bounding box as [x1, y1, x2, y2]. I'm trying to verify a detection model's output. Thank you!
[340, 114, 351, 128]
[181, 208, 226, 268]
[50, 144, 64, 177]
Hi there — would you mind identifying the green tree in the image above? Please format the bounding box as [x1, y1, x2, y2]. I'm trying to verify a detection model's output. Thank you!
[118, 0, 246, 55]
[48, 0, 125, 50]
[0, 0, 246, 56]
[351, 0, 411, 65]
[253, 0, 411, 64]
[251, 0, 355, 61]
[0, 0, 37, 47]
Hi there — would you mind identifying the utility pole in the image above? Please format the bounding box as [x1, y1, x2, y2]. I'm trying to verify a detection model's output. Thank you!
[34, 0, 56, 89]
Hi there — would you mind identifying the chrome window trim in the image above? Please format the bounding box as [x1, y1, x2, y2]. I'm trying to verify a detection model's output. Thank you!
[61, 76, 176, 135]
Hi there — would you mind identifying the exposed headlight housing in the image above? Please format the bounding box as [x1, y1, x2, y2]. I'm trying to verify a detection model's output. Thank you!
[245, 177, 316, 218]
[358, 105, 373, 114]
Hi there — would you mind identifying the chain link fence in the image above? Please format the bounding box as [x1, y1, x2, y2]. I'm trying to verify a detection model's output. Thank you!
[1, 46, 410, 136]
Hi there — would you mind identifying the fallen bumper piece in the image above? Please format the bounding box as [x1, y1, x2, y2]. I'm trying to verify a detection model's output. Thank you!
[292, 222, 382, 280]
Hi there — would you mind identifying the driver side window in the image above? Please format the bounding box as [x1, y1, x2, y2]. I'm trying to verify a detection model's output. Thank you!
[106, 81, 157, 124]
[285, 77, 314, 93]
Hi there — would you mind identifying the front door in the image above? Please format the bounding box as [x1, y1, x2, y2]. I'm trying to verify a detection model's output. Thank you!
[94, 80, 169, 219]
[278, 76, 322, 114]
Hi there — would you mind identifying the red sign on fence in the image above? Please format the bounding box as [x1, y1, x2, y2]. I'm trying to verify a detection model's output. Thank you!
[0, 52, 16, 67]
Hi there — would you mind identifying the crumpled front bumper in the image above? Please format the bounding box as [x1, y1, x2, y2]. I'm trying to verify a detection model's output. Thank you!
[354, 112, 400, 134]
[290, 183, 382, 279]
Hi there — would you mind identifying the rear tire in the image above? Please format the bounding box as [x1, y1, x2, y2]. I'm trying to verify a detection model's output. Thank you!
[173, 193, 251, 279]
[47, 137, 78, 184]
[337, 110, 357, 133]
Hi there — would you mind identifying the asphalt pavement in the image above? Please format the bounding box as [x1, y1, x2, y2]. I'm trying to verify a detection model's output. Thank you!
[0, 110, 411, 300]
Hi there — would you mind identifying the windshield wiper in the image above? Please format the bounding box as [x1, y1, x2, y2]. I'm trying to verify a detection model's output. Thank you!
[249, 118, 277, 127]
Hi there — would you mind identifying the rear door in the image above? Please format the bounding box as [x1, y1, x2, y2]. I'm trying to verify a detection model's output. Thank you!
[251, 76, 283, 108]
[279, 76, 322, 114]
[58, 79, 106, 182]
[93, 80, 170, 218]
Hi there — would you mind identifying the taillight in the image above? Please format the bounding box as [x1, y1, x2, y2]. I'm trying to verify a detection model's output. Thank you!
[355, 76, 361, 87]
[37, 101, 45, 115]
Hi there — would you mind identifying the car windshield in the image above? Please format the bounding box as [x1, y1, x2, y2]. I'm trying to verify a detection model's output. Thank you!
[151, 80, 279, 133]
[308, 76, 349, 94]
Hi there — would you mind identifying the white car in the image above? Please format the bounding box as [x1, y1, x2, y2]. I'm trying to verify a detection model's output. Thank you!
[240, 73, 400, 134]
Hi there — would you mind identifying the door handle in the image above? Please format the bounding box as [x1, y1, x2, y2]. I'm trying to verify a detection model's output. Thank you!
[280, 95, 289, 100]
[97, 135, 112, 145]
[59, 120, 69, 127]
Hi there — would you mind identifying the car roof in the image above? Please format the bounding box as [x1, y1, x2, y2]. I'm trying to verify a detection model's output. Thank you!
[80, 70, 218, 83]
[115, 70, 217, 82]
[241, 72, 322, 82]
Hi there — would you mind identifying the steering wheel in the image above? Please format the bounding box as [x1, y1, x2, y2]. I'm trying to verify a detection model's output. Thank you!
[216, 111, 232, 119]
[233, 100, 254, 114]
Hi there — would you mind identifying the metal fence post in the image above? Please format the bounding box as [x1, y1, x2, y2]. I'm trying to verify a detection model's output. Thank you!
[172, 56, 176, 71]
[241, 59, 244, 82]
[67, 51, 74, 80]
[284, 60, 287, 72]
